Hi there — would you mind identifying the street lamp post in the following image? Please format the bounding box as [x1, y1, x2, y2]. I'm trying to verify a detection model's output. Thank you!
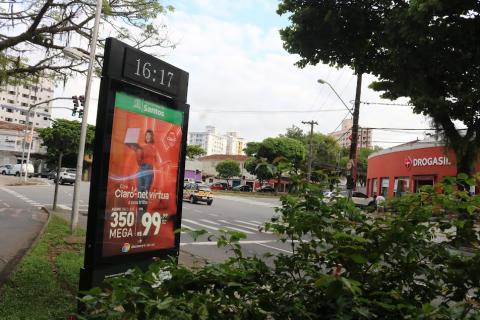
[318, 76, 362, 198]
[69, 0, 102, 233]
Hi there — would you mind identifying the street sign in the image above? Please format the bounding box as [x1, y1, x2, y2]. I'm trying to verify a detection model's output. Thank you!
[79, 38, 189, 290]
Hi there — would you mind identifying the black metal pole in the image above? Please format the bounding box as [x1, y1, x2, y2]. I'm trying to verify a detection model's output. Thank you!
[346, 73, 363, 198]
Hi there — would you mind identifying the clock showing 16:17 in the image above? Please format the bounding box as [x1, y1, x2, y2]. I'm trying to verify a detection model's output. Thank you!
[123, 47, 180, 97]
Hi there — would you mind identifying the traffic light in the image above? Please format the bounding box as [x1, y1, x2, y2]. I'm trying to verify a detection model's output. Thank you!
[78, 95, 85, 118]
[72, 95, 78, 116]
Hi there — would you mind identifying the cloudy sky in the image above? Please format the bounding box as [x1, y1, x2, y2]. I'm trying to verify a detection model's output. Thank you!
[53, 0, 432, 147]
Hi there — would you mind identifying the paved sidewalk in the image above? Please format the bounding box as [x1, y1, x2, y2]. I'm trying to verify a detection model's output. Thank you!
[0, 175, 49, 186]
[0, 207, 48, 287]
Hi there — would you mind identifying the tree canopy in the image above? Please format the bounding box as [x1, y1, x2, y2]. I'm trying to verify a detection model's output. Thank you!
[0, 0, 174, 83]
[215, 160, 241, 183]
[278, 0, 480, 175]
[186, 145, 206, 160]
[37, 118, 95, 167]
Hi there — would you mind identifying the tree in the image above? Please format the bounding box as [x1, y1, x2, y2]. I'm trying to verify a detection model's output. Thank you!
[38, 118, 94, 209]
[244, 157, 274, 186]
[38, 118, 95, 167]
[0, 1, 174, 83]
[215, 160, 241, 187]
[186, 145, 206, 160]
[367, 1, 480, 176]
[278, 1, 480, 176]
[257, 137, 306, 191]
[243, 142, 261, 157]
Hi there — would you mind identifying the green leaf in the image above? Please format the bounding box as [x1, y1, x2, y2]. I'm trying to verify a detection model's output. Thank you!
[350, 254, 368, 264]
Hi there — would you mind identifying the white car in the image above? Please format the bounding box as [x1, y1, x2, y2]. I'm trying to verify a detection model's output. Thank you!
[1, 163, 34, 177]
[324, 190, 372, 207]
[57, 168, 77, 185]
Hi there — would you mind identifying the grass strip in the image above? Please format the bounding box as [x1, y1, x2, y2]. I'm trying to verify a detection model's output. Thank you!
[0, 215, 85, 320]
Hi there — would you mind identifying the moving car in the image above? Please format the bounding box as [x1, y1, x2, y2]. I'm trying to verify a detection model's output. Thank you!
[256, 185, 275, 193]
[183, 183, 213, 205]
[209, 182, 229, 190]
[232, 185, 252, 192]
[325, 190, 372, 207]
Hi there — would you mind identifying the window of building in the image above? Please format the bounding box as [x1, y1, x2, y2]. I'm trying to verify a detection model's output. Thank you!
[7, 99, 14, 104]
[5, 117, 13, 122]
[22, 93, 29, 98]
[30, 96, 37, 100]
[44, 108, 48, 112]
[23, 85, 29, 90]
[381, 178, 389, 197]
[21, 102, 28, 107]
[43, 117, 49, 121]
[20, 111, 26, 115]
[371, 178, 377, 196]
[8, 90, 15, 95]
[394, 177, 409, 197]
[19, 120, 25, 124]
[6, 108, 13, 113]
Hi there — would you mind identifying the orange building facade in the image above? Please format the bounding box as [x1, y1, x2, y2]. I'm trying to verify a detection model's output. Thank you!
[366, 140, 479, 197]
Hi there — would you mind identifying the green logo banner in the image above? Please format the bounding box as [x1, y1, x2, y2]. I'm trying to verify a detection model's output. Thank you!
[115, 91, 183, 125]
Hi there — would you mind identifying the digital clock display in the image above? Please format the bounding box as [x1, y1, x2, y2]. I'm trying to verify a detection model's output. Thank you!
[123, 48, 185, 98]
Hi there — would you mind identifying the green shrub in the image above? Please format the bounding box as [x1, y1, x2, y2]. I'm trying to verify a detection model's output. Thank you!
[79, 176, 480, 319]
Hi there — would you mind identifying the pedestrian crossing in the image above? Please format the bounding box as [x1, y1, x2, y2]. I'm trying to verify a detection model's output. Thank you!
[180, 217, 271, 235]
[1, 187, 43, 209]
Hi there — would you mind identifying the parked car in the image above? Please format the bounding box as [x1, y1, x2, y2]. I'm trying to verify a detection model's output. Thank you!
[6, 164, 34, 177]
[48, 170, 57, 180]
[0, 164, 13, 175]
[56, 168, 76, 185]
[183, 183, 213, 205]
[256, 185, 275, 193]
[209, 182, 229, 190]
[232, 185, 252, 192]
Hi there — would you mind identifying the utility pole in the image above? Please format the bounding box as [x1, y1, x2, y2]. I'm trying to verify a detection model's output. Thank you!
[346, 73, 363, 198]
[302, 120, 318, 182]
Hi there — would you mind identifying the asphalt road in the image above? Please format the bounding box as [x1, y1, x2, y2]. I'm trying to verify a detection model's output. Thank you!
[0, 179, 291, 262]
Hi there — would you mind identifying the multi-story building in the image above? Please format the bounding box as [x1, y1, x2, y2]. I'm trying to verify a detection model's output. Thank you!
[188, 126, 246, 156]
[0, 77, 54, 128]
[0, 121, 46, 167]
[0, 76, 53, 170]
[225, 132, 246, 155]
[329, 118, 372, 149]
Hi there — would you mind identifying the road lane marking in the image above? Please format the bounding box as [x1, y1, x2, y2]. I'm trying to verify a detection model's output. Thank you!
[180, 240, 277, 246]
[208, 213, 219, 217]
[251, 220, 262, 224]
[200, 219, 220, 225]
[234, 219, 261, 227]
[182, 218, 219, 231]
[215, 220, 254, 234]
[214, 195, 278, 208]
[255, 242, 292, 254]
[179, 224, 197, 233]
[218, 219, 260, 232]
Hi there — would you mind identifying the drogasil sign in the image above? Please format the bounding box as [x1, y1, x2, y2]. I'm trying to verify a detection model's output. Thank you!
[404, 156, 451, 169]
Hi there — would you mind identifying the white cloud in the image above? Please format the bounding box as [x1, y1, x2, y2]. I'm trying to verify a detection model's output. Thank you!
[53, 5, 429, 148]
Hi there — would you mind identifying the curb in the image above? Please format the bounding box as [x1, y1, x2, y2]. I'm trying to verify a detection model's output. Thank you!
[0, 207, 51, 289]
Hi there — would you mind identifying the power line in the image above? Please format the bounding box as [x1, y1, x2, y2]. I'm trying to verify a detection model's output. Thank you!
[365, 127, 467, 131]
[351, 100, 413, 107]
[191, 108, 347, 113]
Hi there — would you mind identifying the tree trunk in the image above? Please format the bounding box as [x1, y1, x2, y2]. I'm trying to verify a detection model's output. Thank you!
[453, 141, 478, 176]
[53, 152, 63, 211]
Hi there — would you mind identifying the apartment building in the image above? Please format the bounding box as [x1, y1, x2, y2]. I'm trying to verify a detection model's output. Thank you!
[188, 126, 246, 156]
[0, 77, 54, 128]
[329, 118, 372, 149]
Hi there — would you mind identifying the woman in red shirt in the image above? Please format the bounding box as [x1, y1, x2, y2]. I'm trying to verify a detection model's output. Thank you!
[135, 129, 161, 215]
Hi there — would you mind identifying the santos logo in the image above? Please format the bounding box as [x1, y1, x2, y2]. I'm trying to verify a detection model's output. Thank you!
[404, 156, 451, 169]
